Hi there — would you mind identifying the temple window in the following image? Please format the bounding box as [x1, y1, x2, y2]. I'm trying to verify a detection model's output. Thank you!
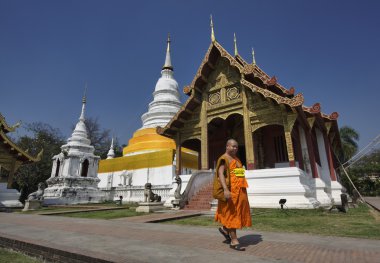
[81, 159, 89, 177]
[55, 159, 60, 177]
[274, 134, 288, 163]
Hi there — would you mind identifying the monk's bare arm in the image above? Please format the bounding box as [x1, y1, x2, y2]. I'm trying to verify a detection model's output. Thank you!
[218, 164, 231, 200]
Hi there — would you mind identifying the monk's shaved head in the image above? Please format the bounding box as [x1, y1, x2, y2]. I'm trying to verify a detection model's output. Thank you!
[226, 138, 238, 146]
[226, 139, 238, 157]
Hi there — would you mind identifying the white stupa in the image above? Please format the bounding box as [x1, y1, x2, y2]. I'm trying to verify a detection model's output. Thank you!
[44, 93, 103, 205]
[140, 34, 182, 128]
[97, 36, 198, 203]
[106, 138, 115, 159]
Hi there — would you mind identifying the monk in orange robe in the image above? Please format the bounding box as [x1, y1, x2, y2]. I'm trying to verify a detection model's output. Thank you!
[215, 139, 252, 251]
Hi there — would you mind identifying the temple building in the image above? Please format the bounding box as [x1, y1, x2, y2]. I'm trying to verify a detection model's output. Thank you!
[0, 113, 41, 208]
[97, 36, 198, 202]
[157, 20, 344, 208]
[43, 95, 103, 204]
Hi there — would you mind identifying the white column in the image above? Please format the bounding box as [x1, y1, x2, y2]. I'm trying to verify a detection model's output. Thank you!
[298, 126, 312, 177]
[315, 128, 331, 187]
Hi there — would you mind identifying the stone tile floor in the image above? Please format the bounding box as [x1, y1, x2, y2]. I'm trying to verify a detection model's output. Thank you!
[0, 211, 379, 263]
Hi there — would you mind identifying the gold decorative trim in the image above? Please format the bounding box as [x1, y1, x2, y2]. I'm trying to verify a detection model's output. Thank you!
[226, 87, 240, 101]
[208, 92, 221, 105]
[0, 130, 42, 162]
[241, 79, 304, 107]
[0, 113, 21, 133]
[307, 117, 316, 129]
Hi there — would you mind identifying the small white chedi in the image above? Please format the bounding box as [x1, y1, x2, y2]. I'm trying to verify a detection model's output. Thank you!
[43, 94, 103, 204]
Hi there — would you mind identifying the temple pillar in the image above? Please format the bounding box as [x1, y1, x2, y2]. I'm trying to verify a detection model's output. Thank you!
[305, 125, 332, 206]
[305, 129, 320, 178]
[200, 93, 209, 170]
[241, 85, 255, 170]
[305, 118, 320, 178]
[282, 111, 297, 167]
[322, 128, 342, 205]
[315, 128, 332, 184]
[7, 159, 18, 189]
[298, 125, 312, 175]
[323, 132, 337, 181]
[284, 130, 295, 167]
[293, 125, 304, 170]
[175, 133, 182, 176]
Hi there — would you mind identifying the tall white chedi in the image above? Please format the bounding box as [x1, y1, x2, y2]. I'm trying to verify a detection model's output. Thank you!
[44, 94, 103, 204]
[141, 34, 182, 128]
[97, 35, 200, 198]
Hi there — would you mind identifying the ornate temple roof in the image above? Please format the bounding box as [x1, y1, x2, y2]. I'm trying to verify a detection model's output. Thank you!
[158, 38, 306, 137]
[0, 113, 20, 133]
[158, 21, 340, 138]
[0, 113, 42, 172]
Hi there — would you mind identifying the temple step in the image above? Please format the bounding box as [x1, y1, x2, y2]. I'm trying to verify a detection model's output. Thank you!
[184, 183, 213, 210]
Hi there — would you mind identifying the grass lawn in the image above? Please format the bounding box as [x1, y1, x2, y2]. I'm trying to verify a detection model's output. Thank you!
[163, 204, 380, 239]
[57, 207, 145, 219]
[19, 202, 134, 214]
[0, 248, 42, 263]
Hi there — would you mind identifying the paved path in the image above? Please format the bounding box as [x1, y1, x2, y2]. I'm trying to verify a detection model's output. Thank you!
[364, 196, 380, 212]
[0, 212, 379, 263]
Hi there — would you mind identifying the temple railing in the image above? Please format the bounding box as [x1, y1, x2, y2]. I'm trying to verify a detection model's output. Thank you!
[100, 184, 172, 203]
[180, 170, 214, 207]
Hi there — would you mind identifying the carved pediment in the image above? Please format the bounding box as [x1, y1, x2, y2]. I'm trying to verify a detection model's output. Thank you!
[207, 58, 240, 92]
[249, 92, 280, 113]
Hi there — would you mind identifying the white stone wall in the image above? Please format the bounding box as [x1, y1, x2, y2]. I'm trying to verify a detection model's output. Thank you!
[98, 165, 175, 189]
[0, 183, 23, 208]
[245, 167, 320, 208]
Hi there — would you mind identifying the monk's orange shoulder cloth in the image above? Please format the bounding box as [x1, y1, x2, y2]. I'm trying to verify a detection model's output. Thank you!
[212, 155, 230, 202]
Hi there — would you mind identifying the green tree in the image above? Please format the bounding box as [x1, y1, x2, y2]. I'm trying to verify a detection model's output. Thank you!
[339, 126, 360, 163]
[346, 149, 380, 196]
[13, 122, 65, 202]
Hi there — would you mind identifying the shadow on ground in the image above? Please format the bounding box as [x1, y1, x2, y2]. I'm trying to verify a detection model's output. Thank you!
[239, 234, 263, 247]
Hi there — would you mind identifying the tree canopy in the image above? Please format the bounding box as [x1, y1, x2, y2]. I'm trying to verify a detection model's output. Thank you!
[339, 126, 360, 163]
[13, 122, 65, 202]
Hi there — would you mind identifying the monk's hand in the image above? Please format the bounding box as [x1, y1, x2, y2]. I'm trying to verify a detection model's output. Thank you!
[223, 189, 231, 200]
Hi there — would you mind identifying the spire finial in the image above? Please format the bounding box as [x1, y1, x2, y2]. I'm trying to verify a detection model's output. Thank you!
[79, 82, 87, 121]
[107, 136, 115, 159]
[166, 33, 171, 53]
[234, 33, 238, 56]
[251, 47, 256, 65]
[83, 81, 87, 104]
[210, 15, 216, 43]
[162, 33, 173, 70]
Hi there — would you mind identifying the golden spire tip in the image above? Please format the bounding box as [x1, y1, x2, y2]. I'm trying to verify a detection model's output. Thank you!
[251, 47, 256, 65]
[210, 15, 215, 43]
[234, 33, 238, 56]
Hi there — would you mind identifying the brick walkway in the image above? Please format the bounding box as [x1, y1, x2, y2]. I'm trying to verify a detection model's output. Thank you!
[0, 212, 379, 263]
[364, 196, 380, 212]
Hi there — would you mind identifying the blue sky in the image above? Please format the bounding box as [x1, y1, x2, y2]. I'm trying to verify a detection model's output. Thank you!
[1, 0, 379, 150]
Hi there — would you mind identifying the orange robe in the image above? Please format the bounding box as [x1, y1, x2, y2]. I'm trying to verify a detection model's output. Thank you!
[215, 156, 252, 229]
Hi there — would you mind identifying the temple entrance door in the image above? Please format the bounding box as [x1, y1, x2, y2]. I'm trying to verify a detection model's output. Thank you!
[208, 114, 246, 169]
[254, 125, 288, 169]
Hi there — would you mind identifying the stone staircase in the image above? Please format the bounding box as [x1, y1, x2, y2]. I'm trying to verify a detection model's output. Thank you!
[184, 182, 213, 210]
